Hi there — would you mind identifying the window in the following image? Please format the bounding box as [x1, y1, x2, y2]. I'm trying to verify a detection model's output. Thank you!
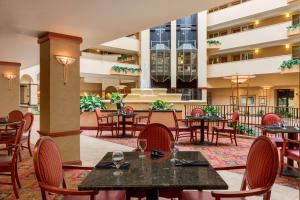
[292, 14, 300, 25]
[241, 51, 254, 60]
[220, 56, 228, 63]
[241, 24, 254, 31]
[292, 46, 300, 59]
[231, 54, 241, 61]
[208, 57, 219, 64]
[219, 30, 228, 36]
[231, 27, 241, 33]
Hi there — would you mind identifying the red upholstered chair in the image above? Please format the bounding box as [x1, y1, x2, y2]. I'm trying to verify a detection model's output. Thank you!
[190, 108, 209, 142]
[20, 113, 34, 157]
[280, 139, 300, 176]
[0, 120, 25, 199]
[33, 136, 126, 200]
[95, 108, 117, 137]
[172, 110, 194, 142]
[132, 110, 152, 136]
[137, 123, 174, 152]
[118, 106, 135, 134]
[212, 111, 239, 146]
[182, 136, 279, 200]
[261, 113, 284, 148]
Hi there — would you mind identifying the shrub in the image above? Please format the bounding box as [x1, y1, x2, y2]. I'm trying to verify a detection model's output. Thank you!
[207, 40, 221, 45]
[150, 100, 174, 111]
[203, 105, 219, 116]
[80, 95, 106, 113]
[280, 58, 300, 70]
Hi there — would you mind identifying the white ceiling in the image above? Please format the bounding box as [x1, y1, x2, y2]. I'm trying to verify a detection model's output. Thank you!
[0, 0, 231, 67]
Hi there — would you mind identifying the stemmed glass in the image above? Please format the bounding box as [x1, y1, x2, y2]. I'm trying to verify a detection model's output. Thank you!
[294, 120, 300, 130]
[170, 141, 179, 162]
[138, 138, 147, 158]
[112, 151, 124, 176]
[281, 120, 287, 129]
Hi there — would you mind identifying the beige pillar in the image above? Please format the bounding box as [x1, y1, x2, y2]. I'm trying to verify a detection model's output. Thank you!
[38, 32, 82, 163]
[171, 20, 177, 89]
[197, 11, 208, 102]
[0, 61, 20, 117]
[140, 30, 151, 88]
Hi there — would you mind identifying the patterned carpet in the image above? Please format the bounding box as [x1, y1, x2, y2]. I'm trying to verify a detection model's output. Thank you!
[0, 130, 298, 200]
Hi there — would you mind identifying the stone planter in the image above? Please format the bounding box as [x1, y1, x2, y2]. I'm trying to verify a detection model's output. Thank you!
[287, 27, 300, 37]
[111, 70, 140, 76]
[280, 64, 300, 74]
[207, 43, 220, 50]
[80, 112, 97, 130]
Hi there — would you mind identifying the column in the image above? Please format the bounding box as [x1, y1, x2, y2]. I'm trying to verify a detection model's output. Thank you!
[171, 20, 177, 89]
[0, 61, 21, 117]
[197, 11, 208, 102]
[140, 30, 150, 88]
[38, 32, 82, 163]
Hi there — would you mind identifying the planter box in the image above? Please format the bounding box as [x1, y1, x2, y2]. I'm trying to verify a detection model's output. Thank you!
[280, 65, 300, 74]
[80, 110, 183, 130]
[207, 43, 220, 51]
[287, 27, 300, 37]
[111, 71, 140, 76]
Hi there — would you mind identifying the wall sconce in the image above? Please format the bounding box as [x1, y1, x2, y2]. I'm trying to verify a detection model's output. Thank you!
[285, 44, 290, 49]
[255, 20, 259, 25]
[3, 74, 17, 90]
[255, 49, 259, 54]
[55, 55, 76, 85]
[285, 13, 290, 18]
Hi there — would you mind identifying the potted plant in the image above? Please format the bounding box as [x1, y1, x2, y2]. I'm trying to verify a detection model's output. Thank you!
[111, 65, 142, 76]
[150, 100, 174, 111]
[80, 95, 106, 113]
[110, 92, 127, 111]
[207, 40, 221, 50]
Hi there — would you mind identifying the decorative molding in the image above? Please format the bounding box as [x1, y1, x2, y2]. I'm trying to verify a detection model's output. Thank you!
[0, 61, 21, 67]
[38, 32, 83, 44]
[37, 130, 82, 137]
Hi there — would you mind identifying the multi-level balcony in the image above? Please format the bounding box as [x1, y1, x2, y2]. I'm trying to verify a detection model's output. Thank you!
[98, 36, 140, 53]
[210, 22, 291, 52]
[207, 55, 292, 78]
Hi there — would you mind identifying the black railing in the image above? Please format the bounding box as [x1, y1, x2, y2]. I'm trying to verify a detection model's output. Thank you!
[184, 105, 300, 137]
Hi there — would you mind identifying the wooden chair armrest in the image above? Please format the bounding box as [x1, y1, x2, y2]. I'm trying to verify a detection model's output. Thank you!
[284, 139, 300, 145]
[39, 182, 98, 196]
[214, 165, 246, 171]
[211, 187, 269, 198]
[62, 165, 93, 170]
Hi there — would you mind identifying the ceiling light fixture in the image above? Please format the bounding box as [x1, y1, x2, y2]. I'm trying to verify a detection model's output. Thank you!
[55, 55, 76, 85]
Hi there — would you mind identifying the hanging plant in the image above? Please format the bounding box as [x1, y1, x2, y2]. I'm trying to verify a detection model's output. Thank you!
[280, 58, 300, 70]
[111, 65, 142, 74]
[207, 40, 221, 45]
[286, 23, 300, 31]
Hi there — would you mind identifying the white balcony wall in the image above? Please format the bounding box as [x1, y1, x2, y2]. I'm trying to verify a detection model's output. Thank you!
[100, 37, 140, 53]
[208, 55, 291, 78]
[208, 0, 288, 27]
[213, 22, 291, 50]
[80, 57, 140, 76]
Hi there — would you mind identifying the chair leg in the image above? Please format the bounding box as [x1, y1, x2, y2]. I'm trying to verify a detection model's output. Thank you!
[18, 151, 22, 162]
[211, 130, 215, 143]
[11, 167, 19, 199]
[279, 152, 284, 176]
[27, 138, 32, 157]
[216, 132, 219, 146]
[96, 128, 100, 137]
[230, 133, 233, 144]
[15, 162, 21, 188]
[263, 191, 271, 200]
[234, 134, 238, 146]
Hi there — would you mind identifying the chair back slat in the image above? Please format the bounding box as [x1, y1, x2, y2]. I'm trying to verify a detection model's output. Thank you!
[33, 137, 64, 188]
[124, 106, 134, 114]
[245, 136, 278, 190]
[172, 110, 179, 128]
[138, 123, 174, 152]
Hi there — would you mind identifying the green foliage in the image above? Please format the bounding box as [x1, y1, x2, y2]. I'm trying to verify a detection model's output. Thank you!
[110, 92, 125, 108]
[202, 105, 219, 116]
[280, 58, 300, 70]
[287, 23, 300, 31]
[80, 95, 106, 113]
[207, 40, 221, 45]
[112, 65, 142, 74]
[229, 123, 256, 136]
[150, 100, 174, 111]
[257, 109, 265, 117]
[274, 108, 293, 118]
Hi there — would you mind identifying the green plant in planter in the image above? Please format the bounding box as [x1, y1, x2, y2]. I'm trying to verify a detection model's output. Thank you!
[80, 95, 106, 113]
[150, 100, 174, 111]
[202, 105, 219, 116]
[110, 92, 124, 108]
[257, 109, 265, 117]
[280, 58, 300, 70]
[207, 40, 221, 45]
[287, 23, 300, 31]
[111, 65, 142, 74]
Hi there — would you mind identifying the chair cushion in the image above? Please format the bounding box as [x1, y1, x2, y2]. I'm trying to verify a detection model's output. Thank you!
[286, 149, 300, 158]
[179, 125, 191, 130]
[64, 190, 126, 200]
[182, 191, 245, 200]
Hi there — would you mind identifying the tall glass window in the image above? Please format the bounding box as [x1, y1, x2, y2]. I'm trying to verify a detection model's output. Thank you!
[150, 23, 171, 87]
[176, 14, 197, 83]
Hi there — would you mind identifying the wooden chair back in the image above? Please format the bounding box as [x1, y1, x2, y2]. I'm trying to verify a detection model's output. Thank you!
[261, 113, 281, 125]
[8, 110, 23, 122]
[191, 108, 205, 116]
[23, 113, 34, 133]
[123, 106, 134, 114]
[138, 123, 174, 152]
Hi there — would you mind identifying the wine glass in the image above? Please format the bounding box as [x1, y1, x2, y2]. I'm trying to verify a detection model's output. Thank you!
[294, 120, 300, 130]
[138, 138, 147, 158]
[112, 151, 124, 176]
[281, 120, 287, 129]
[170, 141, 179, 162]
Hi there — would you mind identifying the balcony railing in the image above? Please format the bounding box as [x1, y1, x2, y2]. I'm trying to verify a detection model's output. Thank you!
[184, 104, 300, 137]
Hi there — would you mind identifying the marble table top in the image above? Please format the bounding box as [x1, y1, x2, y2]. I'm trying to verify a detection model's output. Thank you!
[78, 151, 228, 191]
[257, 125, 300, 133]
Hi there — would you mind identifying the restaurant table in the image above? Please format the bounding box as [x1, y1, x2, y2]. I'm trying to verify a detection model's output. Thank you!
[78, 151, 228, 200]
[110, 112, 137, 137]
[186, 115, 226, 144]
[257, 125, 300, 178]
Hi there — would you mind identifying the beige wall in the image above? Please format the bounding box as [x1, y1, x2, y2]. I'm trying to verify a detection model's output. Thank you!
[0, 63, 20, 117]
[80, 82, 102, 97]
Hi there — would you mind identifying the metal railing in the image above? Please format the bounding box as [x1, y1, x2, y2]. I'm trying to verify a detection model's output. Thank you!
[184, 104, 300, 137]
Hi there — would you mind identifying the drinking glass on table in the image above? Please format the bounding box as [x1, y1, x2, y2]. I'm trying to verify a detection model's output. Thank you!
[112, 151, 124, 176]
[170, 141, 179, 162]
[281, 120, 287, 129]
[294, 120, 300, 130]
[138, 138, 147, 158]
